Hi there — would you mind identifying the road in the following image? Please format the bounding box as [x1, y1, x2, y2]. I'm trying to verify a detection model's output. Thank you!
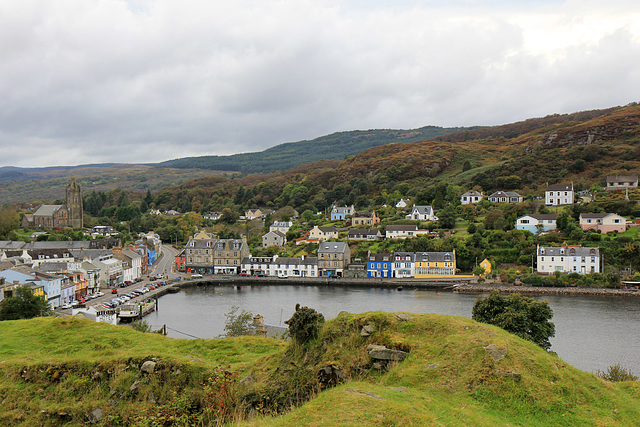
[56, 244, 180, 313]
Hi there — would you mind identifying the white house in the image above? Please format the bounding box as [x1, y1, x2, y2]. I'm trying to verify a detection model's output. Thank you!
[308, 226, 338, 242]
[488, 191, 523, 204]
[537, 245, 600, 275]
[270, 221, 293, 234]
[396, 199, 408, 208]
[515, 214, 558, 233]
[392, 252, 415, 278]
[385, 225, 430, 239]
[545, 183, 574, 206]
[405, 205, 437, 221]
[460, 191, 483, 205]
[241, 255, 318, 278]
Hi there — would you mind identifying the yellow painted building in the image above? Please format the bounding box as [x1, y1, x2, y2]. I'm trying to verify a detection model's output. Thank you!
[30, 283, 45, 297]
[414, 251, 456, 278]
[480, 258, 492, 275]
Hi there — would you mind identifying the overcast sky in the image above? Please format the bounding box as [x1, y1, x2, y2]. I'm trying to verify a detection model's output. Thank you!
[1, 0, 639, 168]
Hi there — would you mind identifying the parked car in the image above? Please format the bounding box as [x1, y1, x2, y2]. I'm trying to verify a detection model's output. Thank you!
[111, 288, 118, 294]
[95, 291, 105, 297]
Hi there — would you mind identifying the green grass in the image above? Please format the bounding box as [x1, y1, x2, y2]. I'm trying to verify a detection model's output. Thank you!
[1, 313, 639, 426]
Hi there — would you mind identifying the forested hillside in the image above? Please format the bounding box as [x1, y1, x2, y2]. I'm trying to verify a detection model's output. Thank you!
[155, 126, 471, 173]
[143, 104, 640, 215]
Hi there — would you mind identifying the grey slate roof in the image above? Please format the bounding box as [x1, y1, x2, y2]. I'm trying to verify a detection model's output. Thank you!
[414, 251, 455, 262]
[546, 183, 573, 191]
[386, 225, 418, 231]
[537, 246, 599, 256]
[318, 226, 338, 233]
[0, 241, 27, 250]
[318, 242, 348, 253]
[410, 205, 434, 214]
[606, 175, 638, 183]
[33, 205, 63, 216]
[368, 253, 392, 262]
[523, 214, 558, 220]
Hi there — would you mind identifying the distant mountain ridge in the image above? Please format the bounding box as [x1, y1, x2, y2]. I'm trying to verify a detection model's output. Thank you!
[155, 126, 474, 173]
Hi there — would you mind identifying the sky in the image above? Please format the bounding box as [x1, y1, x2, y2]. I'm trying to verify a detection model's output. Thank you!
[1, 0, 639, 168]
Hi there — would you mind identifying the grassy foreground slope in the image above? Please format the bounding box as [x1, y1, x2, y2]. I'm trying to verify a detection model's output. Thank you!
[1, 313, 639, 426]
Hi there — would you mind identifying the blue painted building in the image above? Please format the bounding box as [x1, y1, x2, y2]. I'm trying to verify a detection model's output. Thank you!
[367, 253, 393, 278]
[515, 214, 558, 234]
[330, 205, 354, 221]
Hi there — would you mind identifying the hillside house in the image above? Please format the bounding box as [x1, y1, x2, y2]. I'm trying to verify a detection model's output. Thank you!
[545, 183, 574, 206]
[347, 228, 382, 241]
[262, 230, 287, 247]
[331, 205, 355, 221]
[396, 199, 408, 208]
[244, 209, 263, 220]
[537, 245, 600, 274]
[515, 214, 558, 233]
[204, 212, 222, 221]
[308, 226, 338, 242]
[460, 191, 483, 205]
[488, 191, 523, 204]
[606, 175, 638, 191]
[386, 225, 430, 239]
[405, 205, 437, 221]
[579, 213, 627, 233]
[352, 211, 380, 226]
[269, 221, 293, 234]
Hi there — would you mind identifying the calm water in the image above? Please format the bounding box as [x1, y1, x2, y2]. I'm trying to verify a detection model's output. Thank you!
[145, 284, 640, 376]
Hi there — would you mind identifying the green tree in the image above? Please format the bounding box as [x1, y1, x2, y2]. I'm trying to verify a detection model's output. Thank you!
[0, 284, 51, 320]
[437, 205, 458, 229]
[285, 304, 325, 344]
[224, 306, 254, 337]
[472, 291, 555, 350]
[0, 209, 19, 239]
[220, 208, 238, 224]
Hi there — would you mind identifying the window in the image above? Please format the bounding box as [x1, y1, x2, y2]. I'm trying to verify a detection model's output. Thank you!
[521, 220, 529, 224]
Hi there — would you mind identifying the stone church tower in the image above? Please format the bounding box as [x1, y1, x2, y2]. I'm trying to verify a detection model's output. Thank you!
[65, 176, 83, 228]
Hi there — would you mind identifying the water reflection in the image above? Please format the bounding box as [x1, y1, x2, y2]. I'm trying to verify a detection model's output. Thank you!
[145, 284, 640, 376]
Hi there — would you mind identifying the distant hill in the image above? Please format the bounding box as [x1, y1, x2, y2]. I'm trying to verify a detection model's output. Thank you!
[3, 104, 637, 207]
[144, 104, 640, 213]
[155, 126, 474, 173]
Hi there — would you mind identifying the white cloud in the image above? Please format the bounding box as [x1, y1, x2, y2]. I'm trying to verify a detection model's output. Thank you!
[1, 0, 639, 167]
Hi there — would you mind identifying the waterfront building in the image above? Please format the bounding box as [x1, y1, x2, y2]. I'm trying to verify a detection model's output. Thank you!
[536, 245, 600, 274]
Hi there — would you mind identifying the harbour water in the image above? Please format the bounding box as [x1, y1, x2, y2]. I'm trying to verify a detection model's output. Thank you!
[145, 284, 640, 376]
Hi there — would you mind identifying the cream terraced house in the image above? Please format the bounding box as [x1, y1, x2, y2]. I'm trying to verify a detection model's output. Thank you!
[536, 245, 600, 275]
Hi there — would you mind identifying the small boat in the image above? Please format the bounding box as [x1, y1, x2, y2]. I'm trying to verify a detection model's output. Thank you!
[117, 301, 156, 323]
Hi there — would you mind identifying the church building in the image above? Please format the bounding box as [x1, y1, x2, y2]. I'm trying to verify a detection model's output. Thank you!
[21, 177, 84, 229]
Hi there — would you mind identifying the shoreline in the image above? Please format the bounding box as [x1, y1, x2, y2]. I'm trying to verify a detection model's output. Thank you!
[166, 276, 640, 298]
[453, 283, 640, 297]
